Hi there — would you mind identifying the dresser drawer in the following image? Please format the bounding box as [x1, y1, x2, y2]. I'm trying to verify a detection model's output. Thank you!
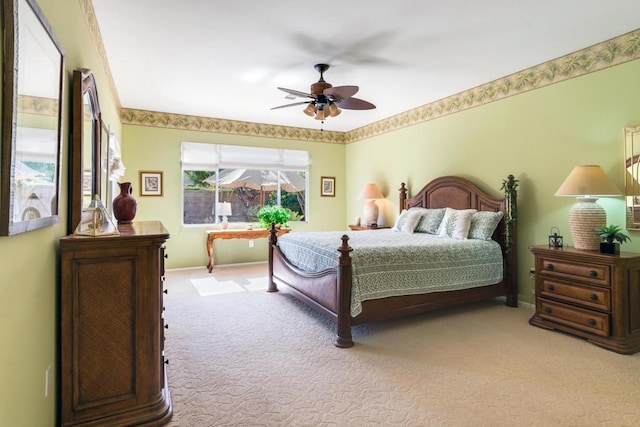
[540, 257, 610, 287]
[539, 299, 610, 337]
[540, 279, 610, 312]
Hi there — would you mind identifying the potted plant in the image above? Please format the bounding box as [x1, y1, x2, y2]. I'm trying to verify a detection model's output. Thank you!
[256, 205, 291, 229]
[596, 224, 631, 254]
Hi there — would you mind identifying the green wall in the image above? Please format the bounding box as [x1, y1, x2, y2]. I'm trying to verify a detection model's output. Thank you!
[346, 58, 640, 302]
[1, 1, 638, 424]
[119, 125, 346, 269]
[0, 0, 121, 424]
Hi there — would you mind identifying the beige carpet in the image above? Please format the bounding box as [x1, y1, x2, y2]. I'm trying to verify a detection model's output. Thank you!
[164, 264, 640, 427]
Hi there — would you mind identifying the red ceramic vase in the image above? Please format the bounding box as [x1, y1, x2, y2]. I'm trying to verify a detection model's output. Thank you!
[112, 182, 137, 224]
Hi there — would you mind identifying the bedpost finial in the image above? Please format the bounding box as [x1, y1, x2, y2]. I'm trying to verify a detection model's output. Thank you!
[338, 235, 353, 257]
[399, 183, 408, 214]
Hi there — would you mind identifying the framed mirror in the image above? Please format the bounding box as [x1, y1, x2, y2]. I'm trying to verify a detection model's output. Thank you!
[1, 0, 64, 235]
[69, 69, 101, 233]
[624, 125, 640, 230]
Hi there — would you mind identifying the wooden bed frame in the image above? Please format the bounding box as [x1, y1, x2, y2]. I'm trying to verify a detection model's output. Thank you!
[267, 175, 518, 348]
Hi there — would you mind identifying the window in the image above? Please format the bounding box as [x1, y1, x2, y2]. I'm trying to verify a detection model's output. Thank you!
[181, 142, 308, 225]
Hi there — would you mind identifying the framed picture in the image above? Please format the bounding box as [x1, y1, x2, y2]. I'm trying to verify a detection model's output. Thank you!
[82, 170, 92, 196]
[321, 176, 335, 197]
[140, 171, 163, 196]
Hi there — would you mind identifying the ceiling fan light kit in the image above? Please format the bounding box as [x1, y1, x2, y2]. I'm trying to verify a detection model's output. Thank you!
[271, 63, 375, 126]
[303, 103, 316, 116]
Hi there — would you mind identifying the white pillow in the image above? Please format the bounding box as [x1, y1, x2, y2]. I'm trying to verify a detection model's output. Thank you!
[468, 211, 504, 240]
[400, 210, 423, 234]
[438, 208, 477, 239]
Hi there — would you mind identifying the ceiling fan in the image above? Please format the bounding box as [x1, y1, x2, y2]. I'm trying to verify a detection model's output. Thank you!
[271, 64, 376, 121]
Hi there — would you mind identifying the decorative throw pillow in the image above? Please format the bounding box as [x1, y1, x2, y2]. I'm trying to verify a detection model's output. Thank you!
[413, 208, 446, 234]
[392, 210, 411, 231]
[437, 208, 477, 239]
[400, 209, 423, 234]
[468, 211, 504, 240]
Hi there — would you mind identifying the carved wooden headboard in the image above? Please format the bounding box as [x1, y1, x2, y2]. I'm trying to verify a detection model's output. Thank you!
[398, 176, 509, 251]
[401, 176, 505, 213]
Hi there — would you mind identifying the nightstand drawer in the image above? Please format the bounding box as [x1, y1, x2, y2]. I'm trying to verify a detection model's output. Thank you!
[540, 279, 610, 312]
[539, 299, 610, 337]
[540, 257, 610, 287]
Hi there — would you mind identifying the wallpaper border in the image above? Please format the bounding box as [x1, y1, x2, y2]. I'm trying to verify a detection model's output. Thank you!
[344, 29, 640, 143]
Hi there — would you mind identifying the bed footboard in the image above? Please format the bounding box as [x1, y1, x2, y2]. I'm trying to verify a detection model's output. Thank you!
[268, 225, 355, 347]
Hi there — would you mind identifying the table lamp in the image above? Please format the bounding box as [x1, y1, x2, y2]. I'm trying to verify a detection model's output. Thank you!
[555, 165, 622, 250]
[218, 202, 232, 229]
[358, 183, 384, 226]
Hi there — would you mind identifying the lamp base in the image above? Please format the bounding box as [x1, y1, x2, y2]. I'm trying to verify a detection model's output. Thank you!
[220, 216, 229, 230]
[569, 198, 605, 250]
[363, 200, 379, 226]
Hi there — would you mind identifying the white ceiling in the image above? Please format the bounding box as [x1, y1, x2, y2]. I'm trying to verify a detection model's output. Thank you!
[91, 0, 640, 133]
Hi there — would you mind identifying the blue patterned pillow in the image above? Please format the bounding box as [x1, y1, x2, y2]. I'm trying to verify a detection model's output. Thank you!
[413, 208, 446, 234]
[468, 211, 504, 240]
[392, 210, 411, 231]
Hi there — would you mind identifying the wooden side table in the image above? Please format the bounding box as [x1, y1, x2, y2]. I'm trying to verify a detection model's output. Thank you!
[206, 228, 290, 272]
[529, 245, 640, 354]
[349, 225, 391, 231]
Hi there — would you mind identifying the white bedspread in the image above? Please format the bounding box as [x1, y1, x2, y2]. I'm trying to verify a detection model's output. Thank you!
[277, 230, 504, 316]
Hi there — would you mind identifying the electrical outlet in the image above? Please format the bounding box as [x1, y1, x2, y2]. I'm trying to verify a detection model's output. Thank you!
[529, 267, 535, 279]
[249, 240, 254, 248]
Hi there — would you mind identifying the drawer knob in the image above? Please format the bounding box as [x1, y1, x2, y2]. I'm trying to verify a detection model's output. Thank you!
[589, 294, 598, 301]
[589, 270, 597, 278]
[546, 263, 554, 270]
[544, 307, 552, 314]
[588, 319, 597, 327]
[547, 284, 555, 291]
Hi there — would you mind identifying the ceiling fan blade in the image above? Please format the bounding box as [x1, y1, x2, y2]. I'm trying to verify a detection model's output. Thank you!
[277, 87, 314, 99]
[270, 101, 311, 110]
[324, 85, 359, 100]
[337, 97, 376, 110]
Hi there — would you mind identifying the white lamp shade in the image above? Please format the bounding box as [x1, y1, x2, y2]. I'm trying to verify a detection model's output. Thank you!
[358, 183, 384, 200]
[218, 202, 232, 216]
[555, 165, 622, 197]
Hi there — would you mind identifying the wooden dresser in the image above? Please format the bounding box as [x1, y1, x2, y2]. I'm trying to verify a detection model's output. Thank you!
[60, 221, 172, 426]
[529, 245, 640, 354]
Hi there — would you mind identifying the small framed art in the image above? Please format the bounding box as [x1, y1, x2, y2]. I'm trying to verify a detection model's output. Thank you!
[321, 176, 335, 197]
[83, 170, 92, 196]
[140, 171, 163, 196]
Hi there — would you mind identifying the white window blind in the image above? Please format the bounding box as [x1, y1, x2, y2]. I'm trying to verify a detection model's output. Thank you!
[181, 142, 309, 170]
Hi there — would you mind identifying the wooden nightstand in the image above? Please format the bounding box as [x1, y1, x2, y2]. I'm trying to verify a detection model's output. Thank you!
[349, 225, 391, 231]
[529, 245, 640, 354]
